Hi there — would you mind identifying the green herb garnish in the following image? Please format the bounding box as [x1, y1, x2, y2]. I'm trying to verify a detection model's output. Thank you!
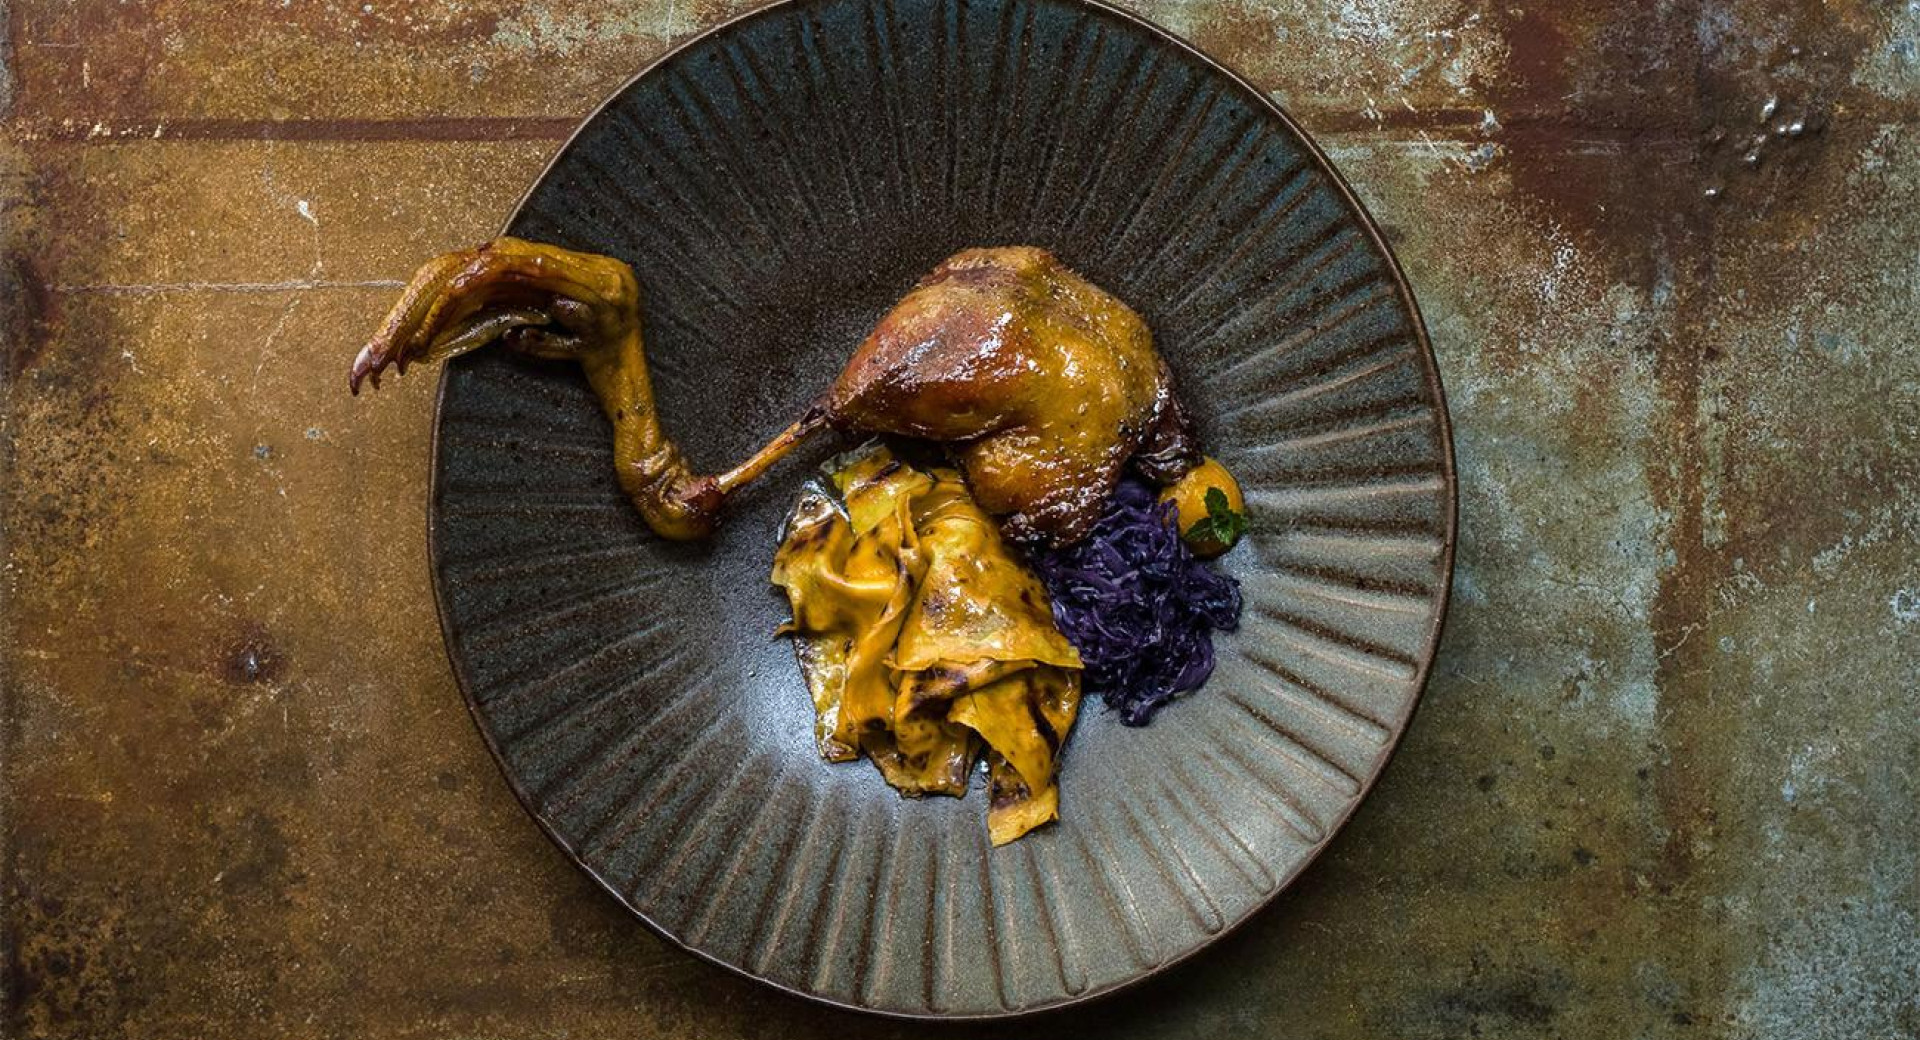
[1185, 486, 1247, 547]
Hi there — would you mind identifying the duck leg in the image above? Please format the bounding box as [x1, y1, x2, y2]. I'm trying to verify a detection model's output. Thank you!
[351, 237, 828, 539]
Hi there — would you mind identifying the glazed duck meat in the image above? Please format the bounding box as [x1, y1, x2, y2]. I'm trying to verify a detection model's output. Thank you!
[350, 240, 1200, 546]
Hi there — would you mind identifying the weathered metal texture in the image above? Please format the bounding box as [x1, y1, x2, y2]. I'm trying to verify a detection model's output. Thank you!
[2, 0, 1915, 1037]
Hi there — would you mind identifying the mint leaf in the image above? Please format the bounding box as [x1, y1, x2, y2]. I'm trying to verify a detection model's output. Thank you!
[1206, 487, 1247, 542]
[1204, 486, 1232, 521]
[1186, 487, 1248, 547]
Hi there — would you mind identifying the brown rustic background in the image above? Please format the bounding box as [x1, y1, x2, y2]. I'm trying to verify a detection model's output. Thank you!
[4, 1, 1917, 1037]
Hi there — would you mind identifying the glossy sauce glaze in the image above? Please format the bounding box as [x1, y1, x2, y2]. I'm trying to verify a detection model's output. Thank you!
[828, 246, 1198, 545]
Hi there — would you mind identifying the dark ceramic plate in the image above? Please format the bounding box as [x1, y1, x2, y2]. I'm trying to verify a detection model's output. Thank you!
[430, 0, 1454, 1019]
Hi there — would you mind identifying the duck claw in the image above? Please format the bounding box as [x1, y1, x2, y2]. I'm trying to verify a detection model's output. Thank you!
[348, 342, 387, 394]
[345, 237, 640, 395]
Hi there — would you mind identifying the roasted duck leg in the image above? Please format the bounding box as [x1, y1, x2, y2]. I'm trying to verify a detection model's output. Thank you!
[825, 246, 1198, 544]
[352, 239, 1199, 545]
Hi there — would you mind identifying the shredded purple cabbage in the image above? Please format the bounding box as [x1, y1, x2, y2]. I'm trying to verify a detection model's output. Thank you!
[1029, 478, 1242, 725]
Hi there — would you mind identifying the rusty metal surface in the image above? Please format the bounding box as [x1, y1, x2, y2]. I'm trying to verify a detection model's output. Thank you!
[2, 0, 1915, 1037]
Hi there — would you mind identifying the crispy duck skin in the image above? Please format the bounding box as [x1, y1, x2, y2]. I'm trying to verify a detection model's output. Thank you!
[351, 239, 1199, 545]
[827, 246, 1199, 544]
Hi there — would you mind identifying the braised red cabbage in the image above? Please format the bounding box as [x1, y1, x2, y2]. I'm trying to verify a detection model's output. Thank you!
[1029, 478, 1242, 725]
